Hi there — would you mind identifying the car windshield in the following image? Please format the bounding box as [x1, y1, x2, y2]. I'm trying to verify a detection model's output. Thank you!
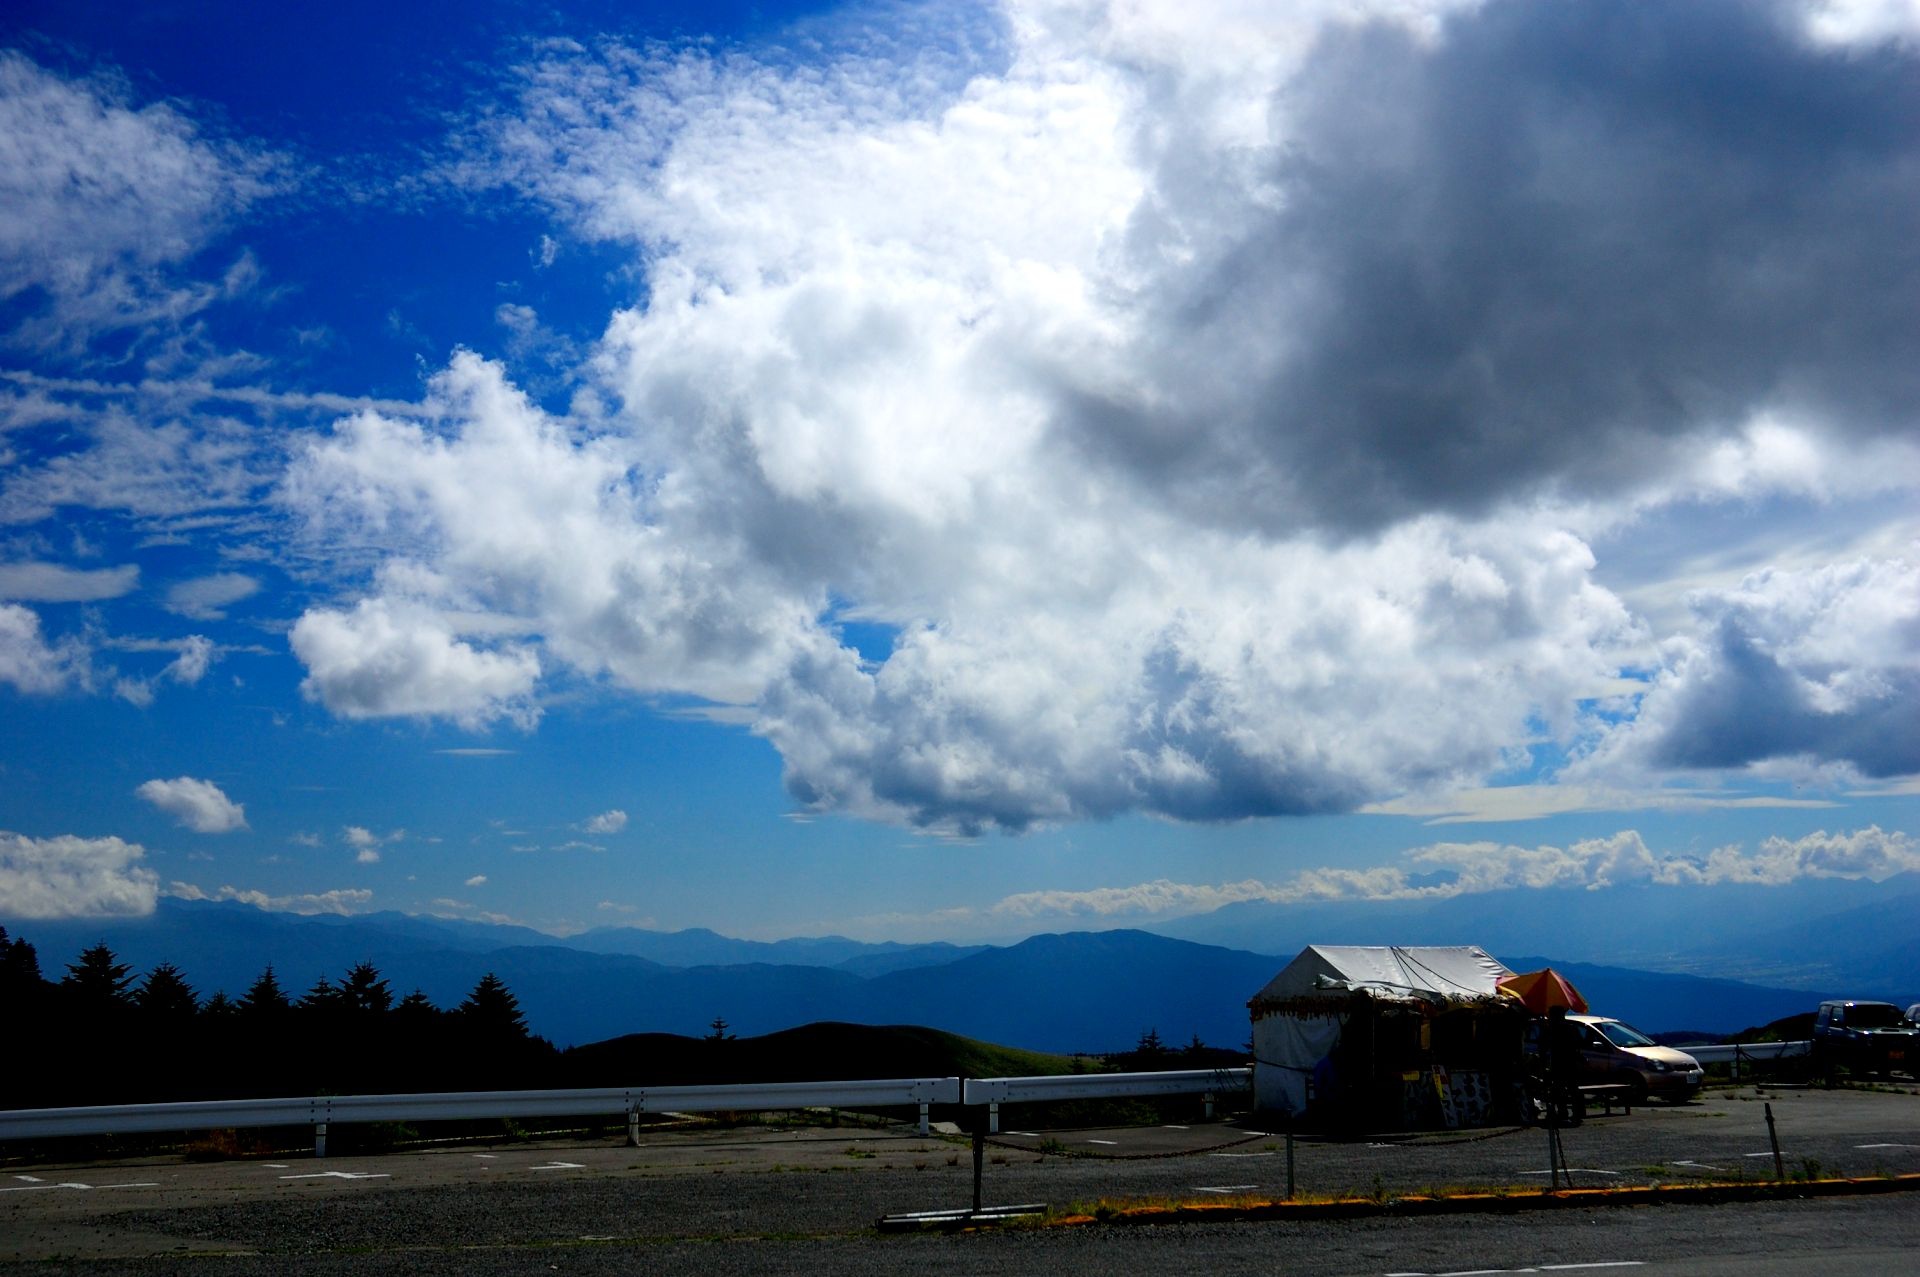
[1594, 1020, 1657, 1048]
[1846, 1004, 1906, 1028]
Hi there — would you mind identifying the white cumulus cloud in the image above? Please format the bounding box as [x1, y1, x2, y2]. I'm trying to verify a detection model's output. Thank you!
[279, 1, 1919, 834]
[135, 776, 248, 833]
[290, 595, 541, 730]
[582, 809, 627, 834]
[0, 831, 159, 917]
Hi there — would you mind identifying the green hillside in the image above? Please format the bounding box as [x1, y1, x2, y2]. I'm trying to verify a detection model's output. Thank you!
[562, 1021, 1087, 1086]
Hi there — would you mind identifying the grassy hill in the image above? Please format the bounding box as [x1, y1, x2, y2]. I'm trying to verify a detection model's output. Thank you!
[562, 1021, 1085, 1087]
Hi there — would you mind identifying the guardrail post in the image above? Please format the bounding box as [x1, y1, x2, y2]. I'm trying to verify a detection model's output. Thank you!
[917, 1102, 929, 1136]
[314, 1122, 327, 1158]
[1203, 1091, 1215, 1120]
[1731, 1046, 1742, 1083]
[989, 1101, 999, 1135]
[627, 1108, 640, 1147]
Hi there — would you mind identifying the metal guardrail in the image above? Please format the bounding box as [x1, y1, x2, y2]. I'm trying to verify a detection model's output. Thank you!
[0, 1071, 1252, 1154]
[964, 1067, 1251, 1133]
[0, 1077, 965, 1155]
[1682, 1041, 1809, 1073]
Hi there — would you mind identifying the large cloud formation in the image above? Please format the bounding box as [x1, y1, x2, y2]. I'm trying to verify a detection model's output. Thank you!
[0, 831, 159, 918]
[288, 0, 1920, 830]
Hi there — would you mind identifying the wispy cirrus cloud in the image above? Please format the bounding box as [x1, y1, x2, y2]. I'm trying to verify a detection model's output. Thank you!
[167, 881, 372, 916]
[0, 50, 279, 353]
[0, 560, 138, 602]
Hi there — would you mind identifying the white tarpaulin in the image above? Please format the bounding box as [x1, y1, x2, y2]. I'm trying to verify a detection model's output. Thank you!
[1249, 946, 1513, 1117]
[1251, 945, 1512, 1007]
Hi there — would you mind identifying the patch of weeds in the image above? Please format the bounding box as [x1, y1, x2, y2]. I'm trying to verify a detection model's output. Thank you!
[843, 1146, 875, 1160]
[1037, 1138, 1068, 1156]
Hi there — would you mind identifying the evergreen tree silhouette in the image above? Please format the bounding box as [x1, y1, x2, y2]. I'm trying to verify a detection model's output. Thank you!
[62, 943, 135, 1010]
[135, 963, 200, 1020]
[238, 965, 291, 1017]
[54, 944, 135, 1103]
[459, 973, 528, 1039]
[339, 962, 393, 1016]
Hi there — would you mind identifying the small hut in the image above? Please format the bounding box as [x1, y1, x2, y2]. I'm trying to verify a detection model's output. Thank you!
[1248, 945, 1527, 1130]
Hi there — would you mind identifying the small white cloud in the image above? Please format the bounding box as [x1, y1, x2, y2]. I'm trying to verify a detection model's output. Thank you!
[0, 561, 138, 602]
[163, 635, 215, 685]
[114, 676, 155, 707]
[343, 825, 404, 863]
[0, 831, 159, 917]
[582, 808, 627, 834]
[136, 775, 247, 833]
[165, 572, 259, 620]
[464, 874, 488, 887]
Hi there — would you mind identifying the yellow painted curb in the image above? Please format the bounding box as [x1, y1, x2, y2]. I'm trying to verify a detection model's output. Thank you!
[1041, 1172, 1920, 1229]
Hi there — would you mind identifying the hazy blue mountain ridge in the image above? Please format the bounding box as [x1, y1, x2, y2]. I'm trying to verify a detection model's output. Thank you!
[6, 894, 1897, 1053]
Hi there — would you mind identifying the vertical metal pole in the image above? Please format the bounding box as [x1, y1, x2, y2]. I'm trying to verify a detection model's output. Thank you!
[1765, 1102, 1783, 1180]
[1204, 1092, 1215, 1121]
[627, 1109, 640, 1147]
[918, 1102, 929, 1136]
[314, 1122, 328, 1159]
[972, 1118, 985, 1215]
[989, 1101, 999, 1134]
[1732, 1047, 1742, 1083]
[1285, 1128, 1296, 1200]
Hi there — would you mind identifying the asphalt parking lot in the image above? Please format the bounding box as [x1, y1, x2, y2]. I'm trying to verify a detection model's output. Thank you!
[3, 1082, 1917, 1272]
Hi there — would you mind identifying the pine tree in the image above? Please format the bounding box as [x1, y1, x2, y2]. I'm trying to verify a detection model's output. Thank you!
[238, 965, 291, 1017]
[339, 962, 393, 1016]
[458, 973, 528, 1039]
[134, 963, 200, 1020]
[62, 943, 135, 1011]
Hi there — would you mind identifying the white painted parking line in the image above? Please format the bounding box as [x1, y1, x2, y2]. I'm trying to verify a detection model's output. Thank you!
[1194, 1184, 1259, 1194]
[1163, 1125, 1189, 1130]
[529, 1161, 586, 1171]
[1387, 1263, 1643, 1276]
[279, 1171, 390, 1181]
[1742, 1152, 1778, 1158]
[1008, 1132, 1038, 1138]
[1671, 1160, 1727, 1172]
[263, 1163, 289, 1169]
[13, 1175, 44, 1183]
[472, 1153, 498, 1159]
[0, 1181, 158, 1193]
[1856, 1142, 1920, 1149]
[1209, 1151, 1277, 1158]
[1519, 1168, 1620, 1176]
[1086, 1139, 1118, 1145]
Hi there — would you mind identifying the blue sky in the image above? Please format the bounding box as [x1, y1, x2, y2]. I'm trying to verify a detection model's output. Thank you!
[2, 0, 1916, 944]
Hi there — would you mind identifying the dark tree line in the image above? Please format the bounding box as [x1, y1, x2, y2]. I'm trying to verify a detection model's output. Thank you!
[1, 929, 556, 1109]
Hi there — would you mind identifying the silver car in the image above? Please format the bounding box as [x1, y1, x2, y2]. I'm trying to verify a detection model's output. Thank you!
[1566, 1014, 1705, 1104]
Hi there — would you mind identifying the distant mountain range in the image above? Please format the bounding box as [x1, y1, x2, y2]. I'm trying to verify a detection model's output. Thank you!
[10, 884, 1900, 1050]
[1151, 873, 1920, 993]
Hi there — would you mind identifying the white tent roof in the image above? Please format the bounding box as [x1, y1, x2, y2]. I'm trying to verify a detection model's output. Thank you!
[1251, 945, 1512, 1007]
